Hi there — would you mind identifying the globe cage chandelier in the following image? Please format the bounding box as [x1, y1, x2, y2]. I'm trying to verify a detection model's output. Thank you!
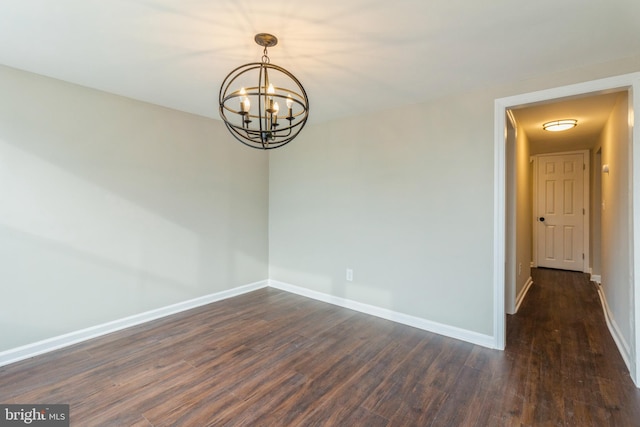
[219, 33, 309, 150]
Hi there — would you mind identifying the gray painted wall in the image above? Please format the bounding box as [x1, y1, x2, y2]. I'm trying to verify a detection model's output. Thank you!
[269, 90, 498, 336]
[0, 65, 269, 351]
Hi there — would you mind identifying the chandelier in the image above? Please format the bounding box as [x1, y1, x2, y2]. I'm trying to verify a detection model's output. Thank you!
[218, 33, 309, 150]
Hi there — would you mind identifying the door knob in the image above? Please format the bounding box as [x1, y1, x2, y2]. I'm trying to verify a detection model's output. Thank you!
[539, 217, 545, 222]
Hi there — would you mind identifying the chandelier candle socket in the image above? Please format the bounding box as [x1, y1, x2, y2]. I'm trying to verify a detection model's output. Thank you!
[219, 33, 310, 149]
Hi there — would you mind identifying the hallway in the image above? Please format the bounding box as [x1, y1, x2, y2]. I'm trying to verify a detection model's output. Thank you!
[506, 268, 640, 425]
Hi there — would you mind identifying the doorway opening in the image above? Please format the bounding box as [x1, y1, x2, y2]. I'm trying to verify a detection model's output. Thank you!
[493, 72, 640, 387]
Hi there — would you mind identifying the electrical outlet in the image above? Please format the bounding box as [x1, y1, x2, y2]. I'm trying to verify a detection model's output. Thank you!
[346, 268, 353, 282]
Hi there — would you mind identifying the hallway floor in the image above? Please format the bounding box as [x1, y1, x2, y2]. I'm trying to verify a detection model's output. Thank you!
[505, 267, 640, 425]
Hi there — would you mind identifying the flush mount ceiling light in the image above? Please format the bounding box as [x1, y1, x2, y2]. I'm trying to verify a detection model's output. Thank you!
[542, 119, 577, 132]
[218, 33, 309, 150]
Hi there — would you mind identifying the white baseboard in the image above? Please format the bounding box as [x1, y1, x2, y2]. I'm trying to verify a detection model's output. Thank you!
[596, 284, 632, 371]
[0, 280, 268, 368]
[514, 277, 534, 313]
[268, 279, 496, 349]
[591, 274, 602, 284]
[1, 277, 502, 368]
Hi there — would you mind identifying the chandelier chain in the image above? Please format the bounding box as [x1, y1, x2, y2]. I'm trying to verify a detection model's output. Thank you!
[261, 47, 270, 64]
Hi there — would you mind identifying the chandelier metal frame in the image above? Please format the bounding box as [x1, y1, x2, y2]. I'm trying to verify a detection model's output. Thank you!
[219, 33, 309, 150]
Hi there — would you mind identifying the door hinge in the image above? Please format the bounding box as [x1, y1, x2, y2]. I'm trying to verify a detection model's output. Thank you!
[582, 253, 585, 260]
[583, 163, 586, 170]
[583, 208, 585, 215]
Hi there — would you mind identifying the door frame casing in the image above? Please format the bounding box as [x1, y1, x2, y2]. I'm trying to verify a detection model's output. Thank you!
[493, 72, 640, 388]
[531, 150, 590, 273]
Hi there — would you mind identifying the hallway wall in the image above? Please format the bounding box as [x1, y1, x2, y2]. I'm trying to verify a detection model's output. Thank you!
[514, 119, 533, 310]
[596, 92, 632, 357]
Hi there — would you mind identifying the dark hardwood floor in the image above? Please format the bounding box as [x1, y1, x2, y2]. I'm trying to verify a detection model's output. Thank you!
[1, 269, 639, 426]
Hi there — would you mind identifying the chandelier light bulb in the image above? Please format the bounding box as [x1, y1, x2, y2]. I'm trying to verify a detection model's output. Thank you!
[238, 87, 248, 113]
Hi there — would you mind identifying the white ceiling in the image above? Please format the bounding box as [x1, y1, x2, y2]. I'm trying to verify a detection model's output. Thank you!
[1, 1, 639, 125]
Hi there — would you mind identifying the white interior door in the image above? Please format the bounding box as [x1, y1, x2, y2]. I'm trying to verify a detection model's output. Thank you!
[536, 152, 585, 271]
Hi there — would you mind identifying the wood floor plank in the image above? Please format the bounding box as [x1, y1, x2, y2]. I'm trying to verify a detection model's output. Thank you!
[564, 398, 613, 427]
[298, 340, 406, 425]
[1, 271, 639, 425]
[476, 378, 526, 426]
